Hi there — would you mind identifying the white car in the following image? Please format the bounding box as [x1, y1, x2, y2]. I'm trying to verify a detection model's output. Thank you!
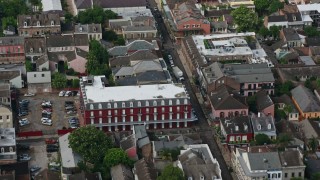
[41, 117, 52, 122]
[19, 154, 31, 161]
[59, 91, 66, 97]
[19, 119, 30, 126]
[42, 110, 52, 115]
[64, 91, 72, 97]
[24, 93, 35, 97]
[42, 121, 53, 126]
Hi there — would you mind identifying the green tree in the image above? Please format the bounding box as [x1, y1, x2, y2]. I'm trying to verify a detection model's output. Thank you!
[255, 134, 271, 145]
[72, 79, 80, 88]
[259, 27, 270, 38]
[269, 25, 281, 39]
[25, 59, 33, 72]
[0, 0, 29, 18]
[268, 0, 284, 14]
[114, 37, 125, 45]
[247, 95, 257, 113]
[103, 148, 133, 169]
[254, 0, 269, 15]
[290, 178, 303, 180]
[65, 12, 74, 23]
[102, 30, 118, 41]
[77, 6, 107, 24]
[304, 26, 320, 37]
[283, 104, 293, 114]
[105, 10, 118, 19]
[51, 73, 67, 89]
[304, 79, 312, 89]
[86, 52, 101, 75]
[316, 78, 320, 88]
[69, 126, 113, 164]
[1, 16, 17, 30]
[231, 5, 259, 32]
[308, 136, 319, 153]
[311, 172, 320, 180]
[157, 164, 184, 180]
[277, 133, 293, 149]
[276, 81, 294, 96]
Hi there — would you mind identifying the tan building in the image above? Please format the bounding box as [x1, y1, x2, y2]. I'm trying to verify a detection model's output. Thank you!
[0, 106, 13, 128]
[18, 13, 61, 37]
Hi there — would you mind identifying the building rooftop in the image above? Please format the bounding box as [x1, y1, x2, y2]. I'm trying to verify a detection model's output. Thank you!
[81, 76, 188, 103]
[282, 28, 301, 41]
[0, 36, 24, 46]
[134, 159, 157, 180]
[279, 150, 304, 167]
[74, 23, 102, 34]
[297, 3, 320, 12]
[46, 34, 74, 47]
[108, 40, 156, 57]
[250, 113, 276, 133]
[76, 0, 146, 9]
[268, 15, 287, 22]
[110, 164, 134, 180]
[41, 0, 62, 12]
[134, 125, 150, 148]
[0, 128, 15, 146]
[59, 133, 83, 168]
[291, 85, 320, 113]
[256, 90, 274, 112]
[0, 84, 10, 97]
[221, 116, 252, 135]
[246, 152, 282, 171]
[272, 94, 298, 113]
[0, 70, 20, 80]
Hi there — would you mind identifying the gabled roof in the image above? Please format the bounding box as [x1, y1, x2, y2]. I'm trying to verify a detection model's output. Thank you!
[268, 15, 287, 22]
[282, 28, 300, 41]
[0, 71, 20, 80]
[134, 159, 157, 180]
[25, 37, 46, 53]
[305, 37, 320, 47]
[279, 150, 304, 167]
[220, 116, 252, 135]
[205, 9, 231, 17]
[108, 40, 155, 57]
[272, 94, 298, 113]
[256, 90, 274, 112]
[110, 164, 134, 180]
[46, 35, 74, 47]
[47, 51, 76, 62]
[209, 85, 247, 110]
[291, 85, 320, 112]
[247, 152, 282, 171]
[250, 113, 276, 133]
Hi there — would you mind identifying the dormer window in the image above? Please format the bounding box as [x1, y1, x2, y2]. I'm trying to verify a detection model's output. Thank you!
[293, 16, 296, 21]
[37, 21, 40, 26]
[93, 27, 96, 32]
[79, 26, 83, 32]
[268, 124, 272, 130]
[258, 124, 261, 130]
[24, 21, 27, 27]
[30, 48, 33, 53]
[51, 20, 54, 26]
[39, 48, 42, 53]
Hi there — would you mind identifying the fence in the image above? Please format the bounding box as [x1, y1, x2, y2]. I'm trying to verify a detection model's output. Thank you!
[17, 131, 43, 137]
[57, 129, 75, 136]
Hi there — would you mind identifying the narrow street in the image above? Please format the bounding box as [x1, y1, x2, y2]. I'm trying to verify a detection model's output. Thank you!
[147, 1, 234, 179]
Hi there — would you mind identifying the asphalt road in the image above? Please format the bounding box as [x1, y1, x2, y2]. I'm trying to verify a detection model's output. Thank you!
[148, 1, 234, 179]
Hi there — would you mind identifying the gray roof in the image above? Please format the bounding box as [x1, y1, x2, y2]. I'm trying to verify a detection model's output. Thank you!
[279, 150, 304, 167]
[59, 133, 83, 168]
[108, 40, 155, 57]
[47, 51, 76, 62]
[110, 164, 134, 180]
[221, 63, 275, 83]
[220, 116, 252, 135]
[256, 90, 274, 112]
[282, 28, 301, 41]
[0, 70, 20, 80]
[24, 37, 46, 54]
[18, 13, 60, 28]
[0, 84, 10, 97]
[250, 113, 276, 133]
[120, 135, 135, 151]
[205, 9, 232, 17]
[46, 35, 74, 47]
[268, 15, 287, 22]
[179, 147, 221, 179]
[0, 36, 24, 45]
[153, 140, 185, 152]
[291, 85, 320, 112]
[134, 125, 150, 148]
[209, 85, 247, 110]
[136, 70, 167, 83]
[74, 23, 102, 34]
[299, 56, 316, 66]
[272, 94, 298, 113]
[211, 21, 228, 29]
[247, 152, 282, 171]
[134, 159, 157, 180]
[0, 128, 15, 147]
[74, 34, 89, 46]
[76, 0, 146, 9]
[123, 26, 156, 31]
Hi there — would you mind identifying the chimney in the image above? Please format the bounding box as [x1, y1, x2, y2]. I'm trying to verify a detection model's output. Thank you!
[258, 112, 261, 117]
[175, 3, 178, 9]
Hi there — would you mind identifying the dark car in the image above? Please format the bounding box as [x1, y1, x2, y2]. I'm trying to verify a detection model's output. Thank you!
[42, 113, 52, 118]
[72, 91, 78, 96]
[46, 147, 59, 152]
[18, 112, 28, 117]
[17, 144, 30, 150]
[30, 166, 41, 173]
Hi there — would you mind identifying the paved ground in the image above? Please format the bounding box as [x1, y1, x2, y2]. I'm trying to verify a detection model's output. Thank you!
[18, 93, 78, 133]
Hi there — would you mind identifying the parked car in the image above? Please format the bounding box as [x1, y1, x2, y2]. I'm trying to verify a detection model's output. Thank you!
[64, 91, 72, 97]
[19, 154, 31, 161]
[42, 108, 52, 112]
[42, 121, 53, 126]
[18, 112, 28, 117]
[46, 146, 58, 152]
[17, 144, 30, 150]
[66, 110, 77, 115]
[65, 101, 74, 106]
[30, 166, 41, 173]
[19, 119, 30, 126]
[20, 99, 30, 104]
[42, 110, 52, 115]
[42, 113, 52, 118]
[41, 117, 52, 122]
[24, 93, 35, 97]
[59, 91, 66, 97]
[65, 106, 75, 111]
[72, 91, 78, 96]
[45, 138, 58, 144]
[49, 166, 60, 172]
[70, 123, 79, 129]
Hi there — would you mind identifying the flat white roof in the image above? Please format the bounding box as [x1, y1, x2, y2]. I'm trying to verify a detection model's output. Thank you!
[42, 0, 62, 12]
[83, 76, 187, 102]
[297, 4, 320, 12]
[302, 15, 313, 22]
[117, 9, 153, 18]
[59, 133, 83, 168]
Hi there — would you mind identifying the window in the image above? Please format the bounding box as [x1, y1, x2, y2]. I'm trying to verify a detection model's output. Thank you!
[177, 106, 180, 111]
[24, 21, 27, 26]
[153, 101, 157, 106]
[41, 74, 45, 77]
[34, 74, 37, 78]
[90, 104, 94, 110]
[90, 111, 94, 116]
[285, 173, 288, 178]
[298, 172, 301, 177]
[130, 109, 133, 114]
[51, 20, 54, 26]
[130, 102, 133, 107]
[137, 101, 141, 107]
[146, 115, 149, 121]
[98, 103, 102, 109]
[169, 107, 172, 112]
[145, 101, 149, 106]
[161, 100, 165, 106]
[176, 99, 180, 105]
[108, 110, 111, 115]
[184, 99, 188, 104]
[278, 173, 281, 178]
[0, 116, 2, 120]
[146, 108, 149, 113]
[9, 147, 13, 152]
[154, 108, 157, 113]
[114, 110, 118, 115]
[162, 107, 165, 112]
[122, 109, 125, 114]
[99, 111, 102, 116]
[114, 103, 117, 108]
[122, 116, 125, 122]
[169, 100, 172, 105]
[1, 148, 4, 153]
[130, 116, 133, 122]
[122, 102, 125, 108]
[115, 117, 118, 122]
[37, 21, 40, 26]
[292, 172, 295, 177]
[229, 136, 234, 141]
[6, 115, 9, 119]
[107, 103, 111, 108]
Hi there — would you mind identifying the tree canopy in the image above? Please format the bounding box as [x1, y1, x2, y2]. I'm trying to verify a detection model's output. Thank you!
[0, 0, 29, 18]
[157, 164, 184, 180]
[255, 134, 271, 145]
[103, 148, 133, 169]
[276, 81, 294, 96]
[304, 26, 320, 37]
[51, 73, 67, 89]
[68, 126, 113, 164]
[276, 133, 293, 149]
[76, 6, 117, 24]
[231, 5, 259, 32]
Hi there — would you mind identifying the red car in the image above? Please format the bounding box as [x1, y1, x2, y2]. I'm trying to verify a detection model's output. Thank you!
[45, 138, 58, 144]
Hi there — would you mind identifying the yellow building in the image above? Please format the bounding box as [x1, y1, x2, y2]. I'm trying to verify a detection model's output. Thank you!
[291, 85, 320, 120]
[229, 0, 255, 10]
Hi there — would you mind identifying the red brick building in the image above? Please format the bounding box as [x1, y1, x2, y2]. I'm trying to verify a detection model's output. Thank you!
[169, 1, 210, 41]
[0, 37, 25, 64]
[80, 76, 197, 131]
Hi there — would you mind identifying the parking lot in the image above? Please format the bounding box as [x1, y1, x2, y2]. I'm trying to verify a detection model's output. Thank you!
[18, 92, 79, 133]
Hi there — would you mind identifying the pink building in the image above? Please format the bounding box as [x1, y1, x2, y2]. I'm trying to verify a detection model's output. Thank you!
[209, 85, 248, 119]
